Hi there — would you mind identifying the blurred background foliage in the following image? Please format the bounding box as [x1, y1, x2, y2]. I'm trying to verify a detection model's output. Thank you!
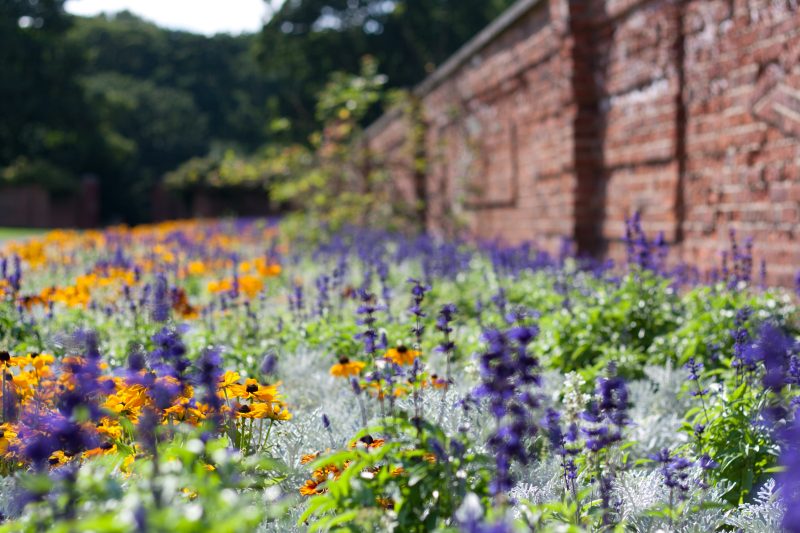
[0, 0, 515, 223]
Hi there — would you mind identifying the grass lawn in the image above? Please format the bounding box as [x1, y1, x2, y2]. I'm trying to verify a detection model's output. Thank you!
[0, 227, 49, 242]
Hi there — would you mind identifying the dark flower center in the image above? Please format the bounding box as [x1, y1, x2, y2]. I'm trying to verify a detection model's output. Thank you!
[49, 457, 60, 465]
[338, 357, 350, 364]
[0, 352, 9, 363]
[101, 442, 114, 450]
[239, 405, 251, 414]
[246, 383, 259, 393]
[397, 346, 408, 354]
[30, 352, 39, 359]
[359, 435, 374, 445]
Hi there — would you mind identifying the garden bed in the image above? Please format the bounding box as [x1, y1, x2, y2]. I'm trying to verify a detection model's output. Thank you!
[0, 218, 797, 532]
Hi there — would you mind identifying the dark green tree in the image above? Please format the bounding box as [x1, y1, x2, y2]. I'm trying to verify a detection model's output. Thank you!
[257, 0, 516, 140]
[0, 0, 95, 187]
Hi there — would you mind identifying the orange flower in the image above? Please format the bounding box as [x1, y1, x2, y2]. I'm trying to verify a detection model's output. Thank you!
[376, 497, 394, 509]
[0, 423, 18, 456]
[48, 450, 70, 467]
[350, 435, 385, 450]
[430, 374, 448, 389]
[301, 452, 320, 465]
[230, 378, 278, 402]
[83, 442, 117, 458]
[208, 279, 233, 294]
[300, 479, 324, 496]
[217, 370, 241, 393]
[238, 275, 264, 298]
[330, 357, 366, 378]
[267, 402, 293, 421]
[384, 346, 420, 366]
[234, 402, 271, 419]
[186, 260, 206, 276]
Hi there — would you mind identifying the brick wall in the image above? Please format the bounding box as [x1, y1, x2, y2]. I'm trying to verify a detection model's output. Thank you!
[0, 180, 99, 229]
[365, 0, 800, 284]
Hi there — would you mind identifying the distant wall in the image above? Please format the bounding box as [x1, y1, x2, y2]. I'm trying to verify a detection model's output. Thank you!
[365, 0, 800, 284]
[0, 179, 99, 229]
[150, 184, 275, 221]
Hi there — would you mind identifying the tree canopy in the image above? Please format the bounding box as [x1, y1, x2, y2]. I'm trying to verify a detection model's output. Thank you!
[0, 0, 515, 222]
[258, 0, 515, 140]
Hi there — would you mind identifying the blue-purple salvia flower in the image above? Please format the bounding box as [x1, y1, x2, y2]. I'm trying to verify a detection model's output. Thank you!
[150, 273, 170, 323]
[407, 278, 430, 346]
[315, 274, 331, 316]
[542, 408, 578, 496]
[754, 322, 796, 393]
[196, 347, 223, 429]
[473, 325, 541, 495]
[580, 370, 629, 522]
[650, 448, 693, 500]
[260, 352, 277, 377]
[355, 289, 381, 358]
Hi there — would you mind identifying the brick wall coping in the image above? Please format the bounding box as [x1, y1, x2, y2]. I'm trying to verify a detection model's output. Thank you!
[364, 0, 543, 140]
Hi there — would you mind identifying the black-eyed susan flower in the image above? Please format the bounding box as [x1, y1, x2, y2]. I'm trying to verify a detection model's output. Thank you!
[384, 346, 420, 366]
[299, 479, 324, 496]
[301, 452, 319, 465]
[266, 402, 292, 421]
[376, 497, 394, 509]
[329, 357, 366, 378]
[217, 370, 241, 395]
[430, 374, 448, 389]
[350, 434, 385, 450]
[83, 442, 117, 459]
[48, 450, 70, 467]
[0, 423, 17, 456]
[96, 418, 123, 440]
[230, 378, 279, 402]
[235, 402, 271, 419]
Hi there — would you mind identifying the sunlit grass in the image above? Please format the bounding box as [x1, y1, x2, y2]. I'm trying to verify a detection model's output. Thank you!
[0, 227, 48, 241]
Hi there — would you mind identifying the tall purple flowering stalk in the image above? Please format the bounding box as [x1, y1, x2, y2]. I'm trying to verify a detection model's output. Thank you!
[717, 229, 754, 289]
[356, 288, 380, 359]
[685, 358, 709, 419]
[436, 303, 457, 423]
[315, 274, 331, 317]
[623, 212, 671, 274]
[580, 370, 630, 525]
[408, 278, 430, 349]
[196, 347, 223, 431]
[331, 254, 349, 316]
[650, 447, 693, 525]
[490, 287, 507, 320]
[150, 326, 191, 386]
[289, 282, 305, 321]
[542, 408, 579, 500]
[731, 307, 755, 383]
[356, 288, 384, 417]
[150, 273, 170, 323]
[473, 324, 540, 496]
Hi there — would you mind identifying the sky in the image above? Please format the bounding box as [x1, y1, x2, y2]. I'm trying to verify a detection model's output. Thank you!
[65, 0, 278, 35]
